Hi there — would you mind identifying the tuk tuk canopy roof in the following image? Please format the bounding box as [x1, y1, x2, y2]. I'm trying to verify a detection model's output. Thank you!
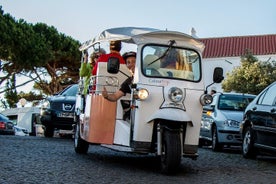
[79, 27, 205, 53]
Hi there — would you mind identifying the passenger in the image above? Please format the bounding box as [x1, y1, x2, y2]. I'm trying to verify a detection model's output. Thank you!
[160, 48, 179, 69]
[92, 40, 125, 75]
[79, 48, 106, 94]
[102, 51, 136, 102]
[103, 70, 133, 119]
[90, 48, 106, 69]
[102, 75, 133, 102]
[120, 51, 137, 120]
[122, 51, 136, 75]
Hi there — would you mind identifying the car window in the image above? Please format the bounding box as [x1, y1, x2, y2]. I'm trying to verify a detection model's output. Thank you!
[218, 95, 255, 111]
[61, 85, 78, 96]
[258, 84, 276, 106]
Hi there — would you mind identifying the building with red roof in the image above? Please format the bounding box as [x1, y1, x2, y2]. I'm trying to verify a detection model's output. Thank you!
[198, 34, 276, 92]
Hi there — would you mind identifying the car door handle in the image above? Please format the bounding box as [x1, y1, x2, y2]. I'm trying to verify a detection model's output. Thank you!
[271, 108, 276, 113]
[252, 107, 257, 111]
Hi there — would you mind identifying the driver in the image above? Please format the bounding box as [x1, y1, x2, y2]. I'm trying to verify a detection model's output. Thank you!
[102, 51, 136, 102]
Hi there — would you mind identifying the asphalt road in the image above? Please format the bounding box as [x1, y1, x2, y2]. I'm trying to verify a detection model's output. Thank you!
[0, 135, 275, 184]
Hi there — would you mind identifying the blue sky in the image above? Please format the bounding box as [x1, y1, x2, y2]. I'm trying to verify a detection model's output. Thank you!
[1, 0, 276, 43]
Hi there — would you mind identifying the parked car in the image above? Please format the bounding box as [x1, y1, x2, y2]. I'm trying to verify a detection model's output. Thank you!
[40, 84, 78, 137]
[241, 82, 276, 158]
[14, 125, 29, 136]
[0, 113, 15, 135]
[200, 93, 256, 151]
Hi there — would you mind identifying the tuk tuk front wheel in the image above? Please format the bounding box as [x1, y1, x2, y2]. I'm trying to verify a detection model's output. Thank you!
[74, 116, 89, 154]
[160, 129, 181, 174]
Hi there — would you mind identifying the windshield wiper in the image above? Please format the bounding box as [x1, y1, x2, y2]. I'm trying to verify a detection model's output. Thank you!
[147, 40, 176, 67]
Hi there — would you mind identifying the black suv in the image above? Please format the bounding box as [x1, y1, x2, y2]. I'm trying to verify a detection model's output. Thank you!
[40, 84, 78, 137]
[241, 81, 276, 158]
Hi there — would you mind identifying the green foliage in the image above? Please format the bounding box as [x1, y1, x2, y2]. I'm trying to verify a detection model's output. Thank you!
[31, 23, 81, 95]
[222, 50, 276, 95]
[0, 9, 49, 72]
[18, 91, 44, 107]
[4, 74, 18, 108]
[0, 6, 81, 102]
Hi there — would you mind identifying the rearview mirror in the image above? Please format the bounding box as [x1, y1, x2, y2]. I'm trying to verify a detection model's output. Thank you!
[107, 57, 120, 74]
[213, 67, 224, 83]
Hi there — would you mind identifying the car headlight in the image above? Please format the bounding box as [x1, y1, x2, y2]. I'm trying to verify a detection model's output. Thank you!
[200, 94, 213, 105]
[224, 120, 240, 128]
[133, 88, 149, 100]
[168, 87, 184, 103]
[41, 100, 50, 109]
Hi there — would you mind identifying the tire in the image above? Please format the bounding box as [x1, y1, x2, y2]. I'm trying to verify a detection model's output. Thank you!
[212, 126, 223, 152]
[160, 129, 181, 175]
[242, 126, 256, 159]
[74, 117, 89, 154]
[44, 126, 54, 138]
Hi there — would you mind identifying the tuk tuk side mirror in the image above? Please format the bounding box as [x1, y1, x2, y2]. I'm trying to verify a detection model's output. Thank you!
[213, 67, 224, 83]
[107, 57, 120, 74]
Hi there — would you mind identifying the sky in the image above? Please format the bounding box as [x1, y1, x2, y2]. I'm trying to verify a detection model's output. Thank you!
[1, 0, 276, 43]
[1, 0, 276, 108]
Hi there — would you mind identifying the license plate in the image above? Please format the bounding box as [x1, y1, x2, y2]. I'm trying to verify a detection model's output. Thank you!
[58, 112, 74, 118]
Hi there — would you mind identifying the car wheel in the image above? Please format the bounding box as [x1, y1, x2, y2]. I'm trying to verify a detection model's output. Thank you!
[242, 126, 256, 159]
[44, 126, 54, 138]
[212, 126, 223, 152]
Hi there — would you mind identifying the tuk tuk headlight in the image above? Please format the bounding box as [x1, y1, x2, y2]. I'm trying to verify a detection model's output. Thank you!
[200, 94, 213, 105]
[168, 87, 184, 103]
[134, 88, 149, 100]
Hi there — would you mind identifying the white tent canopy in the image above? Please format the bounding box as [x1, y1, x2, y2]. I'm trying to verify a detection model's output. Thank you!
[79, 27, 205, 53]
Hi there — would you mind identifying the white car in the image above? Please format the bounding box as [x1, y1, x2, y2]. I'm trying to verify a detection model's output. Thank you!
[14, 126, 29, 136]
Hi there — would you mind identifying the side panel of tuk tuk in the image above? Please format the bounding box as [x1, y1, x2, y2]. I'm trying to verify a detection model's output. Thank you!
[80, 62, 132, 145]
[81, 94, 117, 144]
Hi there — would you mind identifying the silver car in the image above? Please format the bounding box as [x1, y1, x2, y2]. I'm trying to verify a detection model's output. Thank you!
[200, 93, 255, 151]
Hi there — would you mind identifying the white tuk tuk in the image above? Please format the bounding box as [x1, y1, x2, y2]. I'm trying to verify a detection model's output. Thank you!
[74, 27, 223, 174]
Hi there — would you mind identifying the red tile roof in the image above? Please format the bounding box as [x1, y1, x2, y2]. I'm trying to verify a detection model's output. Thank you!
[199, 34, 276, 58]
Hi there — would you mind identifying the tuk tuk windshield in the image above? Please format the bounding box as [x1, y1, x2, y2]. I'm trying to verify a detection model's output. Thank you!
[142, 44, 201, 81]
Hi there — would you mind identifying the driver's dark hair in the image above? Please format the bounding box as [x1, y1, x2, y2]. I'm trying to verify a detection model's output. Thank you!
[110, 40, 122, 52]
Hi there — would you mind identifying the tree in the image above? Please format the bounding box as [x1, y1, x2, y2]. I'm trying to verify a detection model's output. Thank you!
[31, 23, 81, 95]
[0, 6, 81, 103]
[4, 74, 18, 108]
[222, 50, 276, 95]
[18, 91, 44, 107]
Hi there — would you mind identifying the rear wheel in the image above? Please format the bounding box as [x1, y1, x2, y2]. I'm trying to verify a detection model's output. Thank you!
[44, 126, 54, 138]
[212, 126, 223, 152]
[160, 129, 181, 175]
[74, 116, 89, 154]
[242, 126, 256, 159]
